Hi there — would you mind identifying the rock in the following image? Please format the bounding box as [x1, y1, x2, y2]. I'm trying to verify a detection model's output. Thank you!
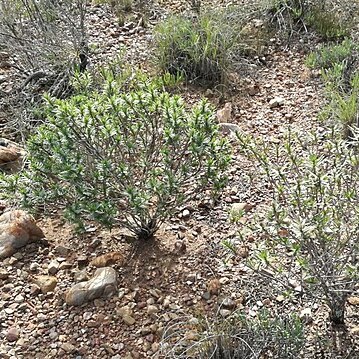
[348, 296, 359, 305]
[53, 245, 71, 257]
[77, 255, 89, 267]
[6, 327, 19, 342]
[122, 314, 136, 326]
[350, 326, 359, 335]
[49, 331, 58, 340]
[202, 292, 211, 300]
[149, 289, 161, 298]
[0, 138, 26, 173]
[147, 305, 159, 315]
[59, 261, 72, 270]
[174, 240, 186, 254]
[162, 298, 171, 308]
[217, 102, 232, 123]
[30, 284, 41, 296]
[219, 309, 232, 318]
[0, 268, 9, 280]
[74, 269, 88, 282]
[218, 123, 240, 135]
[90, 252, 124, 268]
[269, 97, 285, 108]
[0, 210, 45, 259]
[33, 275, 58, 293]
[89, 238, 102, 249]
[151, 342, 159, 352]
[221, 297, 236, 310]
[299, 307, 313, 323]
[61, 342, 76, 353]
[207, 278, 221, 295]
[14, 294, 24, 303]
[182, 209, 190, 219]
[48, 260, 60, 275]
[29, 262, 39, 272]
[248, 84, 260, 96]
[65, 267, 118, 306]
[117, 306, 136, 326]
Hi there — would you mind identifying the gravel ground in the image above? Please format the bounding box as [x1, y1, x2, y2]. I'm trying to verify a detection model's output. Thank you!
[1, 0, 359, 358]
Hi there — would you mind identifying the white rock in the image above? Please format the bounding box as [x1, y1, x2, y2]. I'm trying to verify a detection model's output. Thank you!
[65, 267, 118, 306]
[269, 97, 285, 108]
[47, 260, 60, 275]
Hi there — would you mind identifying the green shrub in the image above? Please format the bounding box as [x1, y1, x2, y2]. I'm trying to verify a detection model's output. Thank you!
[237, 128, 359, 325]
[4, 69, 230, 239]
[160, 310, 305, 358]
[305, 39, 357, 70]
[154, 10, 241, 86]
[306, 39, 359, 138]
[305, 6, 348, 40]
[264, 0, 349, 40]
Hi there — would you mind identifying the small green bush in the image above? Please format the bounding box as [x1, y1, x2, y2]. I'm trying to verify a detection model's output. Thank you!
[305, 6, 348, 40]
[264, 0, 349, 40]
[305, 39, 357, 70]
[237, 128, 359, 325]
[4, 68, 230, 239]
[306, 39, 359, 138]
[160, 310, 305, 358]
[154, 10, 240, 86]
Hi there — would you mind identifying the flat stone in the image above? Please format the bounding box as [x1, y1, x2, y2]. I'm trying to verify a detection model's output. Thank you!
[219, 309, 232, 318]
[122, 314, 136, 326]
[90, 252, 124, 268]
[65, 267, 118, 306]
[61, 342, 76, 353]
[77, 255, 89, 267]
[201, 292, 211, 300]
[53, 245, 71, 257]
[218, 122, 240, 135]
[147, 305, 159, 315]
[74, 269, 88, 282]
[33, 275, 57, 293]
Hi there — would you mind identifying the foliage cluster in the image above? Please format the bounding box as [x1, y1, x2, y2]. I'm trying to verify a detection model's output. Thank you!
[154, 11, 239, 86]
[153, 5, 268, 87]
[306, 39, 359, 138]
[264, 0, 349, 40]
[1, 68, 230, 239]
[236, 128, 359, 325]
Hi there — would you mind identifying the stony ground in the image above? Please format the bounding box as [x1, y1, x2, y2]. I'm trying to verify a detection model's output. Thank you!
[1, 1, 359, 359]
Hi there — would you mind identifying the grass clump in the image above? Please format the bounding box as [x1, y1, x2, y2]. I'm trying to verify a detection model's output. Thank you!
[305, 6, 348, 40]
[264, 0, 350, 41]
[153, 5, 269, 88]
[305, 39, 357, 70]
[160, 310, 305, 358]
[306, 39, 359, 138]
[1, 67, 230, 239]
[154, 11, 238, 86]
